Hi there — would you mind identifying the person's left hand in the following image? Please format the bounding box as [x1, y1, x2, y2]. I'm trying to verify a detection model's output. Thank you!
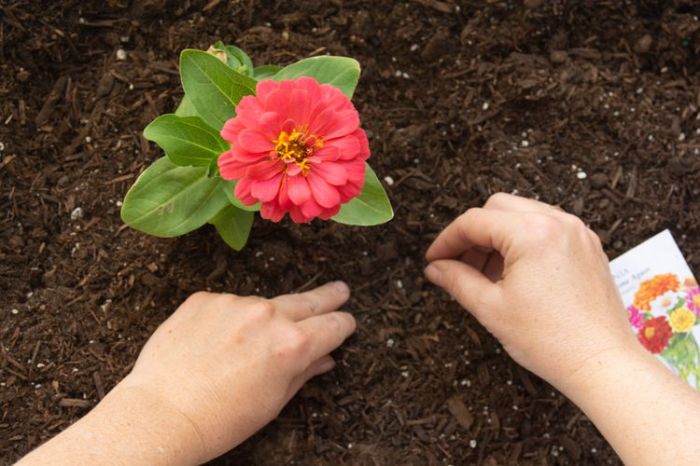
[114, 281, 355, 463]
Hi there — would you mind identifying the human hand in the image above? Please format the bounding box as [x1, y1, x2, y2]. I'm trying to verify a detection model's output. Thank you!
[113, 282, 355, 464]
[424, 193, 638, 394]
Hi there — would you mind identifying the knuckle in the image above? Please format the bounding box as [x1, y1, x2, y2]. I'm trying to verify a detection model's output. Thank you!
[485, 192, 510, 207]
[186, 291, 212, 305]
[525, 215, 562, 244]
[282, 326, 310, 353]
[247, 300, 275, 321]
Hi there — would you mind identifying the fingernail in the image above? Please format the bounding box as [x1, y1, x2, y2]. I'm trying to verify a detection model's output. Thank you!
[424, 264, 443, 285]
[332, 281, 350, 296]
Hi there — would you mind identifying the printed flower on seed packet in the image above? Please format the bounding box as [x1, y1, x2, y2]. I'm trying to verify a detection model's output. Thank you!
[686, 287, 700, 316]
[668, 307, 696, 333]
[649, 290, 686, 315]
[637, 316, 673, 354]
[633, 273, 681, 311]
[627, 305, 646, 329]
[683, 277, 699, 290]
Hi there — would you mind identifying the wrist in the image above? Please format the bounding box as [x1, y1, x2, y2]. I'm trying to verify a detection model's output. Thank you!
[87, 379, 206, 466]
[555, 340, 651, 405]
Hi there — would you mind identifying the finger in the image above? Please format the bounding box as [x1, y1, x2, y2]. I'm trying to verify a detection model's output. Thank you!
[459, 247, 491, 271]
[271, 281, 350, 321]
[424, 259, 500, 321]
[425, 208, 523, 261]
[297, 311, 356, 361]
[482, 252, 504, 282]
[284, 355, 335, 404]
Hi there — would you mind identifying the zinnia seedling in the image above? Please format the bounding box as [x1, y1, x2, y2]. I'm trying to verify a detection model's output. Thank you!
[121, 42, 393, 250]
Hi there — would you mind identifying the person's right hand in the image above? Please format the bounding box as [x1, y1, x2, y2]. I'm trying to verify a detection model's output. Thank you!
[424, 193, 639, 393]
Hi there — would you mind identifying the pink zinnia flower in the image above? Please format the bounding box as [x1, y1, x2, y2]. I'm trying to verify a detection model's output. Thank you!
[687, 287, 700, 316]
[218, 77, 369, 223]
[627, 305, 645, 329]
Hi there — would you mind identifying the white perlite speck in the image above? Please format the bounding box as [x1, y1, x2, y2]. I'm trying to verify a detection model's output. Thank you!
[469, 440, 477, 448]
[384, 176, 395, 186]
[70, 207, 83, 220]
[576, 171, 587, 180]
[116, 49, 127, 60]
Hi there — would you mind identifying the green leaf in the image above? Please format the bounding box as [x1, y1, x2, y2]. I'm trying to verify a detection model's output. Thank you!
[143, 114, 229, 167]
[221, 179, 261, 212]
[174, 95, 199, 117]
[180, 49, 257, 130]
[210, 205, 254, 250]
[121, 157, 230, 237]
[253, 64, 283, 80]
[333, 164, 393, 226]
[273, 56, 361, 98]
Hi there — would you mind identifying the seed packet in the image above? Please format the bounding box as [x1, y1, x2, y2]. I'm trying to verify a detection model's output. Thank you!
[610, 230, 700, 389]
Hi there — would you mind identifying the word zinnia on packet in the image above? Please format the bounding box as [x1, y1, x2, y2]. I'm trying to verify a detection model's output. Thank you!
[610, 230, 700, 388]
[121, 42, 393, 250]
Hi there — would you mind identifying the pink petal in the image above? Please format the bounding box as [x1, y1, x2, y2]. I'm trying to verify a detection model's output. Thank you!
[343, 160, 366, 183]
[300, 197, 322, 219]
[234, 178, 258, 205]
[286, 164, 303, 176]
[319, 205, 341, 220]
[312, 162, 348, 186]
[256, 79, 279, 99]
[286, 175, 312, 205]
[307, 173, 341, 208]
[260, 202, 285, 222]
[220, 118, 245, 143]
[251, 174, 283, 202]
[310, 109, 360, 140]
[287, 89, 311, 127]
[277, 176, 293, 209]
[246, 159, 284, 180]
[289, 207, 310, 224]
[325, 135, 361, 158]
[312, 145, 341, 161]
[354, 129, 371, 160]
[238, 129, 274, 153]
[263, 89, 289, 115]
[323, 110, 360, 139]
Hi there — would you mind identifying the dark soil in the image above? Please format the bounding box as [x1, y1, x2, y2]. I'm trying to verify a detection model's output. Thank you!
[3, 1, 700, 464]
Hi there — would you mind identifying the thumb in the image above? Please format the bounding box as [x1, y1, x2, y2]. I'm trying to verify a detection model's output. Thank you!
[424, 259, 499, 321]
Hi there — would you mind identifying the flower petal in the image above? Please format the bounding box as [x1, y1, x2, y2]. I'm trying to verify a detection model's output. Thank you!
[312, 161, 348, 186]
[251, 174, 283, 202]
[238, 129, 274, 153]
[287, 175, 312, 205]
[307, 173, 340, 208]
[246, 158, 284, 180]
[260, 202, 285, 222]
[300, 197, 323, 219]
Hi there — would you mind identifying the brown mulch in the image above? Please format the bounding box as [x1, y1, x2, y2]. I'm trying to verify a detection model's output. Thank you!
[2, 1, 700, 464]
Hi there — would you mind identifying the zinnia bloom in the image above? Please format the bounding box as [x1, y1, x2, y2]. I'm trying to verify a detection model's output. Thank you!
[633, 274, 681, 311]
[218, 77, 369, 223]
[627, 305, 645, 329]
[637, 316, 673, 354]
[686, 287, 700, 316]
[649, 290, 685, 315]
[669, 307, 696, 333]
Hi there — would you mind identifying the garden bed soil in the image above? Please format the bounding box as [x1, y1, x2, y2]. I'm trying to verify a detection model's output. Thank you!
[2, 1, 700, 464]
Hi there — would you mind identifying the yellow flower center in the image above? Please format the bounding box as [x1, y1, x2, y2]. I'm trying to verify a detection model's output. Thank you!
[644, 327, 655, 339]
[670, 307, 695, 333]
[694, 295, 700, 308]
[274, 129, 324, 175]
